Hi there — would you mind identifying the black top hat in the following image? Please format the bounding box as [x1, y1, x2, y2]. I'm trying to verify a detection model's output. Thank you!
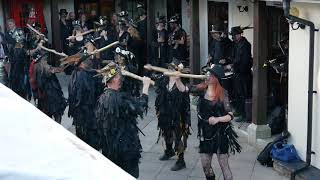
[156, 16, 166, 24]
[229, 26, 243, 35]
[117, 11, 129, 18]
[210, 25, 223, 33]
[59, 9, 68, 15]
[168, 15, 179, 23]
[204, 64, 225, 85]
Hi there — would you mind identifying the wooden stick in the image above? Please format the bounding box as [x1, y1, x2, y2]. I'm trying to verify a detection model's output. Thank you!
[163, 71, 206, 79]
[38, 41, 68, 57]
[26, 24, 49, 42]
[145, 64, 206, 79]
[66, 29, 95, 40]
[121, 69, 155, 86]
[144, 64, 169, 73]
[91, 41, 119, 54]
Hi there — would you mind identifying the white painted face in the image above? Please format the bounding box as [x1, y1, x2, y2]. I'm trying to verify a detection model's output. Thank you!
[7, 21, 16, 31]
[69, 12, 75, 20]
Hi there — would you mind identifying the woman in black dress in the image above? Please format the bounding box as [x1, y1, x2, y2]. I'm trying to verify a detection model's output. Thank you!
[189, 65, 241, 180]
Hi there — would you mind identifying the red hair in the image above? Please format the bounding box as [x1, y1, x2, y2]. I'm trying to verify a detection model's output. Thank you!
[195, 80, 224, 102]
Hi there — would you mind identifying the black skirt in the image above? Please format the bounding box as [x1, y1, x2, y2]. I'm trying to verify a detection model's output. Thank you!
[199, 124, 230, 154]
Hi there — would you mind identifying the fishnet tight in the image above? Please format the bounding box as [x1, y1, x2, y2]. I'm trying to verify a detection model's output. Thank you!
[200, 153, 233, 180]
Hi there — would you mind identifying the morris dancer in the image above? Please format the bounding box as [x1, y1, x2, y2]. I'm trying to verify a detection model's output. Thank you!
[152, 59, 191, 171]
[95, 62, 151, 178]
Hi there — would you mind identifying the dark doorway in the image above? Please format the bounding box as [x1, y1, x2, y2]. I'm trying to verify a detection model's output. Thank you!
[167, 0, 181, 24]
[208, 1, 228, 31]
[266, 4, 289, 134]
[207, 1, 228, 53]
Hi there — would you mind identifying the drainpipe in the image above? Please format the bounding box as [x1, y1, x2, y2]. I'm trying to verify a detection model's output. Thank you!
[282, 0, 318, 179]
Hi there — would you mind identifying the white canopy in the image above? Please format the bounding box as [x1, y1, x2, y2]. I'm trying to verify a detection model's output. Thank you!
[0, 84, 135, 180]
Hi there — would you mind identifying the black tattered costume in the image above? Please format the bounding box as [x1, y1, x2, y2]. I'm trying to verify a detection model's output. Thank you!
[193, 89, 241, 155]
[5, 28, 29, 99]
[96, 89, 148, 178]
[29, 52, 67, 123]
[155, 75, 191, 151]
[152, 59, 191, 171]
[114, 46, 141, 97]
[95, 63, 148, 178]
[68, 58, 103, 150]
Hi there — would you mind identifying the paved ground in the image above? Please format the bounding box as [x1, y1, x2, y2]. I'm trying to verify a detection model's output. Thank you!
[56, 74, 288, 180]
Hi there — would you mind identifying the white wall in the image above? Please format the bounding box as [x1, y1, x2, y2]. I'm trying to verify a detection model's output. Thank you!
[181, 0, 190, 35]
[154, 0, 167, 21]
[228, 0, 254, 47]
[199, 0, 208, 68]
[288, 2, 320, 169]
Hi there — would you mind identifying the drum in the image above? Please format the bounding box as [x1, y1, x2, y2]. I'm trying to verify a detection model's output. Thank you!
[221, 71, 234, 94]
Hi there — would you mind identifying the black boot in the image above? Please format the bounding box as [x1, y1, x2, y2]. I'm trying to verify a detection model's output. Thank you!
[159, 148, 175, 161]
[206, 175, 215, 180]
[171, 154, 186, 171]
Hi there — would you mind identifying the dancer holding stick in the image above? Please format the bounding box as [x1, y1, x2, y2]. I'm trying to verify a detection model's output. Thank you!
[95, 61, 152, 178]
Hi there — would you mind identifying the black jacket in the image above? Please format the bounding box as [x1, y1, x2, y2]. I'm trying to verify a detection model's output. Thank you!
[232, 37, 252, 74]
[209, 37, 232, 65]
[137, 18, 147, 41]
[168, 28, 188, 63]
